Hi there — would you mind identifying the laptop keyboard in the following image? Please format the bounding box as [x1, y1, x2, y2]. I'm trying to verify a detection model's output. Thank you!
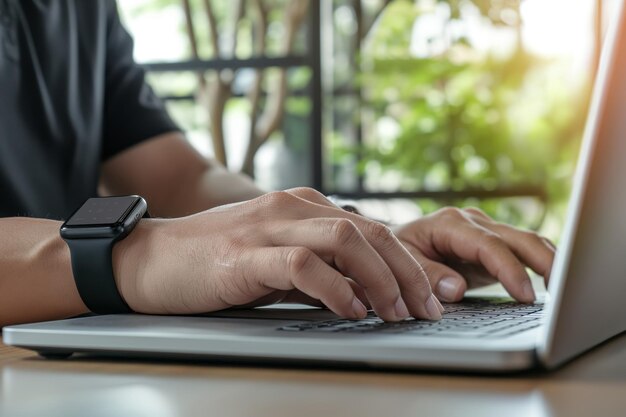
[278, 299, 545, 339]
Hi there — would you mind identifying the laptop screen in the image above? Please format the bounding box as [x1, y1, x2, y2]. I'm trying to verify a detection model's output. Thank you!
[538, 0, 626, 368]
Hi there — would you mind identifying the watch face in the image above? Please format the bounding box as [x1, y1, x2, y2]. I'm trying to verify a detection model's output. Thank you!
[65, 196, 140, 227]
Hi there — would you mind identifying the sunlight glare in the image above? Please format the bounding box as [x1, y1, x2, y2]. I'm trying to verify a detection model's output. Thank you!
[521, 0, 595, 59]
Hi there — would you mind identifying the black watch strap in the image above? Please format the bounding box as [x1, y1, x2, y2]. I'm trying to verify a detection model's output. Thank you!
[61, 196, 149, 315]
[66, 238, 133, 314]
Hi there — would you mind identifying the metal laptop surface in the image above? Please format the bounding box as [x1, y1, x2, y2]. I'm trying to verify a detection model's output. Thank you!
[2, 297, 540, 371]
[4, 1, 626, 372]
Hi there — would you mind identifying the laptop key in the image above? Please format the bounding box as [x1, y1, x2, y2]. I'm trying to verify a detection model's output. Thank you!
[277, 300, 545, 338]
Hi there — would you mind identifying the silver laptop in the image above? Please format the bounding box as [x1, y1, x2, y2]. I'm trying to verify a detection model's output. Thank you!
[5, 2, 626, 372]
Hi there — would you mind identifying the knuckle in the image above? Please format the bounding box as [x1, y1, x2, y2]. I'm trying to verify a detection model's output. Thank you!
[541, 236, 556, 250]
[481, 232, 505, 249]
[404, 273, 432, 295]
[418, 261, 438, 283]
[286, 247, 315, 278]
[438, 206, 465, 221]
[525, 230, 546, 246]
[404, 260, 432, 290]
[288, 187, 325, 201]
[366, 221, 396, 249]
[260, 191, 298, 207]
[463, 206, 487, 219]
[330, 218, 361, 246]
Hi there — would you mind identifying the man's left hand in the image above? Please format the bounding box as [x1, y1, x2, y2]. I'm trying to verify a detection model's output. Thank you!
[393, 207, 556, 303]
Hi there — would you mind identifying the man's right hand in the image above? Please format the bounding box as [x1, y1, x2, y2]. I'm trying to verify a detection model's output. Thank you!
[112, 188, 444, 322]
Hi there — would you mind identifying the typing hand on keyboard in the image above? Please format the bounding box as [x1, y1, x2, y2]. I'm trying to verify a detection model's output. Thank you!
[279, 299, 545, 339]
[391, 207, 555, 304]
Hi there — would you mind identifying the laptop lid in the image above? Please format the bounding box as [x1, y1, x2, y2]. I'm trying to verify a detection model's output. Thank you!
[538, 0, 626, 369]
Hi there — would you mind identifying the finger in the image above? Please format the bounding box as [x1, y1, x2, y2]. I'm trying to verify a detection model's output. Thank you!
[355, 219, 444, 319]
[285, 187, 338, 207]
[542, 237, 557, 251]
[284, 187, 364, 216]
[278, 189, 443, 320]
[246, 246, 368, 319]
[401, 242, 468, 302]
[456, 225, 535, 302]
[346, 278, 372, 309]
[445, 260, 499, 289]
[461, 207, 492, 221]
[463, 210, 556, 285]
[488, 225, 554, 280]
[271, 218, 410, 321]
[282, 279, 371, 310]
[284, 190, 443, 320]
[430, 209, 536, 303]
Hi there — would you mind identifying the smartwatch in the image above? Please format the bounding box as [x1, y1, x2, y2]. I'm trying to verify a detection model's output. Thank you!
[60, 195, 149, 314]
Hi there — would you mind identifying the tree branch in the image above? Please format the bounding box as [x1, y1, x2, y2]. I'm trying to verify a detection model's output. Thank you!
[202, 0, 220, 56]
[361, 0, 392, 41]
[199, 0, 246, 167]
[244, 0, 268, 176]
[255, 0, 308, 140]
[229, 0, 246, 58]
[241, 0, 310, 176]
[181, 0, 206, 88]
[198, 0, 227, 166]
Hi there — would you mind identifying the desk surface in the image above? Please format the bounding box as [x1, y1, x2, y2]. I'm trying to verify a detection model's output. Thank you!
[2, 332, 626, 417]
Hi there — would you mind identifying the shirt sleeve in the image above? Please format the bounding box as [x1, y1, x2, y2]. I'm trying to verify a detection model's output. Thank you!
[100, 1, 181, 161]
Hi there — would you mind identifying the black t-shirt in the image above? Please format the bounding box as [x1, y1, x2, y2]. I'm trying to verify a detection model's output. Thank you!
[0, 0, 179, 219]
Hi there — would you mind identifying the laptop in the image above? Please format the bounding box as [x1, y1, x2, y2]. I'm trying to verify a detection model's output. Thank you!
[5, 2, 626, 372]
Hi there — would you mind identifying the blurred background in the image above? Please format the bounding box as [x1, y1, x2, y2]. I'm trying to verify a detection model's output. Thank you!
[118, 0, 618, 240]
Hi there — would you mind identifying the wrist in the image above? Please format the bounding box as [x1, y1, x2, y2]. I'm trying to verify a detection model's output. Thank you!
[111, 218, 164, 313]
[0, 218, 89, 326]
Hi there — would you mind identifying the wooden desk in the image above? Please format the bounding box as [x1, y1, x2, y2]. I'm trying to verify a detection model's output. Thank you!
[1, 334, 626, 417]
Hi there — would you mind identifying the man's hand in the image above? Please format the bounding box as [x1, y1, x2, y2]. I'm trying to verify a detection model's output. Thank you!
[392, 207, 556, 303]
[113, 188, 445, 322]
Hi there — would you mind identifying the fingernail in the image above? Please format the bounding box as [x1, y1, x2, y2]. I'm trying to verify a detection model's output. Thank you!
[435, 296, 445, 314]
[436, 276, 463, 302]
[394, 297, 410, 320]
[352, 298, 368, 319]
[523, 281, 536, 303]
[425, 294, 443, 320]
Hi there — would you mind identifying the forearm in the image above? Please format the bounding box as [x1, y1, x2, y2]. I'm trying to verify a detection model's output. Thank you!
[101, 132, 266, 218]
[138, 159, 265, 217]
[0, 218, 88, 327]
[174, 162, 265, 215]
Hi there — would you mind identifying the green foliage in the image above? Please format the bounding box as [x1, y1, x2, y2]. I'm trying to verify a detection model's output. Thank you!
[350, 0, 591, 229]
